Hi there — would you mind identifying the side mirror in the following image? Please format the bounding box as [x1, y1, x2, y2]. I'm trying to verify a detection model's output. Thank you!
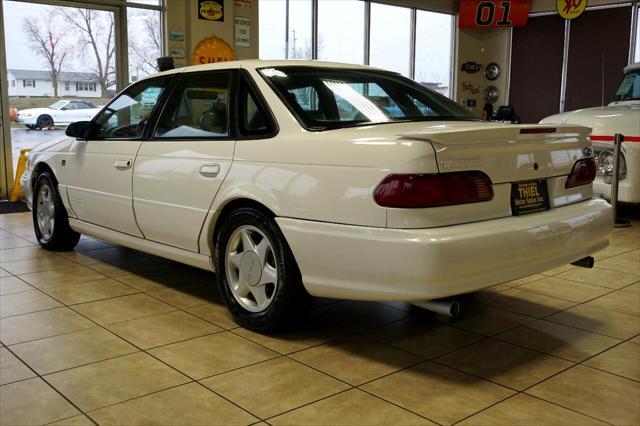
[65, 121, 94, 140]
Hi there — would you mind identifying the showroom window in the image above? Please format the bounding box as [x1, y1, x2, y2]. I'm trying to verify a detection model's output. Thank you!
[259, 0, 455, 97]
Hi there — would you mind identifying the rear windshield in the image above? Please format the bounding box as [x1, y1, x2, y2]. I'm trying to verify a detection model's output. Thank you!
[259, 66, 476, 130]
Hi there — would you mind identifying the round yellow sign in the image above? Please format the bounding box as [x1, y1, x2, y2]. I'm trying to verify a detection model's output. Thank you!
[556, 0, 587, 20]
[199, 1, 223, 21]
[192, 37, 236, 65]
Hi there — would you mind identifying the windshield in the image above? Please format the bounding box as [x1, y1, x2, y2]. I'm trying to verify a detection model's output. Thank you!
[259, 66, 476, 130]
[48, 101, 68, 110]
[613, 70, 640, 102]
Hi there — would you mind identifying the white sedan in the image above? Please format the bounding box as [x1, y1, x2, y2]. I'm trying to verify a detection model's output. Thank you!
[16, 99, 102, 129]
[21, 60, 613, 331]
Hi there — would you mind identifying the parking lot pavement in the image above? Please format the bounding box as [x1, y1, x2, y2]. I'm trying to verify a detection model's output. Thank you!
[10, 128, 67, 173]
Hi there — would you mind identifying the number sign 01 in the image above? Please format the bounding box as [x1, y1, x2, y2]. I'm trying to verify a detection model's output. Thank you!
[459, 0, 531, 28]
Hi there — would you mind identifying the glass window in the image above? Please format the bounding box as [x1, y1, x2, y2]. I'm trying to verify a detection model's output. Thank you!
[128, 7, 162, 82]
[369, 3, 411, 77]
[635, 7, 640, 63]
[288, 0, 312, 59]
[155, 72, 230, 138]
[94, 77, 168, 139]
[414, 10, 454, 98]
[259, 0, 287, 59]
[317, 0, 364, 64]
[239, 78, 273, 135]
[260, 66, 475, 130]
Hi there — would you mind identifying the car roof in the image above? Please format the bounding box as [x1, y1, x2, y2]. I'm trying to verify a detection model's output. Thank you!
[142, 59, 388, 81]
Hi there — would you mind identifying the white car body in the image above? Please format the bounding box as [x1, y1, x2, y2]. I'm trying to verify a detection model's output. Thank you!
[21, 60, 612, 304]
[541, 63, 640, 204]
[17, 100, 101, 127]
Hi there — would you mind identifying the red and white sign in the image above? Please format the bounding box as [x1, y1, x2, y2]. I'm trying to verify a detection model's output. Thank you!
[459, 0, 531, 28]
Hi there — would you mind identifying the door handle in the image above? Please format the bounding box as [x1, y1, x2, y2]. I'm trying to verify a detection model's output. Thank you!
[114, 159, 132, 170]
[200, 164, 221, 178]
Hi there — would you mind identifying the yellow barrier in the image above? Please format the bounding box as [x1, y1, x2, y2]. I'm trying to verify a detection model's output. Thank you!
[9, 148, 32, 202]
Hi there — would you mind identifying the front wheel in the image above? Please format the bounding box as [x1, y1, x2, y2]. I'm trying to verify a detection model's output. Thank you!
[214, 207, 309, 332]
[33, 172, 80, 250]
[36, 115, 54, 129]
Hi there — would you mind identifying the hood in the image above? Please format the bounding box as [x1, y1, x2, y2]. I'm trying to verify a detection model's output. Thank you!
[18, 107, 55, 116]
[540, 105, 640, 136]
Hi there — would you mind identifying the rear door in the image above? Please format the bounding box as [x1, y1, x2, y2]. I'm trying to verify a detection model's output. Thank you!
[132, 70, 236, 251]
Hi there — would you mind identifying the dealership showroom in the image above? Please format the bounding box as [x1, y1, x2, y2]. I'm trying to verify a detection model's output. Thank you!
[0, 0, 639, 425]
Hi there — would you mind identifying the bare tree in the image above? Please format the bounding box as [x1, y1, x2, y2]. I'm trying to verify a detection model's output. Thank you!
[129, 10, 162, 78]
[23, 15, 68, 97]
[60, 8, 115, 93]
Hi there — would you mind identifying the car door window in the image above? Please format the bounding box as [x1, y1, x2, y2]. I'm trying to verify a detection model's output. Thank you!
[239, 77, 274, 136]
[93, 77, 169, 139]
[155, 72, 231, 139]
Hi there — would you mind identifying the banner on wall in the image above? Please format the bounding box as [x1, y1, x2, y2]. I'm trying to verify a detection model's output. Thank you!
[198, 0, 224, 21]
[459, 0, 531, 28]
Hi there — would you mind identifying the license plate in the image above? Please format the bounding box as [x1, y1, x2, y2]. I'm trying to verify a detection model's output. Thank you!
[511, 179, 550, 216]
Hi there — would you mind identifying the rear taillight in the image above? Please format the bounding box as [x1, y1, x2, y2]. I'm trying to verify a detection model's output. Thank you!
[565, 158, 596, 189]
[374, 171, 493, 208]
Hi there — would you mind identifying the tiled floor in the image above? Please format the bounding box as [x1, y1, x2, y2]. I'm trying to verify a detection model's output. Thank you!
[1, 211, 638, 426]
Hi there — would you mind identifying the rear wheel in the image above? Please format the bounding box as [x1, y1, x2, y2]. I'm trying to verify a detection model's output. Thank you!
[33, 172, 80, 250]
[36, 115, 54, 129]
[214, 207, 309, 331]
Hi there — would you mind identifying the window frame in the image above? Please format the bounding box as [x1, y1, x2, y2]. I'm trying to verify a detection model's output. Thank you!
[235, 70, 279, 140]
[149, 69, 238, 142]
[88, 74, 175, 141]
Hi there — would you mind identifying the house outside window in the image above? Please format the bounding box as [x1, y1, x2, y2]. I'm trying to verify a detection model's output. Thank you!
[11, 80, 15, 87]
[24, 79, 35, 87]
[65, 82, 70, 91]
[76, 81, 95, 91]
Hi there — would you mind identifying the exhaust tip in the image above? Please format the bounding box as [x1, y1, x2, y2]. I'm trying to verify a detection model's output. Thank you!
[571, 256, 594, 269]
[449, 300, 461, 318]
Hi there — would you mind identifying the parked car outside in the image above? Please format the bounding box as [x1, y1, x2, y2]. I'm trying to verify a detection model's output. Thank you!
[541, 62, 640, 204]
[16, 99, 102, 129]
[20, 60, 612, 331]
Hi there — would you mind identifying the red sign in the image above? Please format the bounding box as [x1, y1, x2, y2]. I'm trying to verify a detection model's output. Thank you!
[459, 0, 531, 28]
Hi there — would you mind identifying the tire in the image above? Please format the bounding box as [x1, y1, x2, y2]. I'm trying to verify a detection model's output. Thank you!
[36, 115, 54, 129]
[214, 207, 309, 332]
[32, 172, 80, 251]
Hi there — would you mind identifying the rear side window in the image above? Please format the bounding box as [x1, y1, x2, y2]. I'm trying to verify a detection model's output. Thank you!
[238, 76, 275, 137]
[155, 72, 231, 138]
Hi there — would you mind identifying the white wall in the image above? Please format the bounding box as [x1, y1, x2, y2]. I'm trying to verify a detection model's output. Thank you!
[7, 72, 102, 98]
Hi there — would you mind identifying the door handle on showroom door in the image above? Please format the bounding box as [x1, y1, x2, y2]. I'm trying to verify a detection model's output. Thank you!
[114, 159, 132, 171]
[199, 164, 221, 178]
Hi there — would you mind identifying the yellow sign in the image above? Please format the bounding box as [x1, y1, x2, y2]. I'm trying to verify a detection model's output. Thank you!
[199, 1, 223, 21]
[192, 37, 236, 65]
[556, 0, 587, 20]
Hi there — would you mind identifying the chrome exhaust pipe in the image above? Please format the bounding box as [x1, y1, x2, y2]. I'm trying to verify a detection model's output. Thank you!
[412, 298, 461, 318]
[571, 256, 594, 269]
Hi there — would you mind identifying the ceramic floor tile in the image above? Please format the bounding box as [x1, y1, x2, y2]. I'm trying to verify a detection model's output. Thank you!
[458, 393, 606, 425]
[583, 341, 640, 381]
[0, 236, 35, 249]
[0, 255, 79, 275]
[0, 275, 33, 295]
[556, 267, 639, 289]
[10, 327, 138, 375]
[586, 290, 640, 316]
[438, 339, 573, 390]
[149, 332, 279, 379]
[442, 303, 535, 337]
[113, 271, 190, 292]
[593, 244, 636, 261]
[361, 361, 514, 425]
[0, 289, 62, 317]
[269, 388, 433, 425]
[72, 293, 175, 325]
[500, 273, 546, 287]
[516, 276, 611, 303]
[0, 377, 80, 425]
[148, 285, 216, 309]
[183, 302, 239, 330]
[18, 265, 108, 290]
[597, 255, 640, 274]
[48, 414, 96, 426]
[541, 264, 576, 276]
[43, 278, 139, 305]
[477, 287, 575, 318]
[364, 319, 483, 358]
[89, 382, 257, 426]
[45, 352, 189, 411]
[546, 304, 640, 340]
[630, 335, 640, 344]
[0, 267, 10, 278]
[201, 357, 349, 419]
[0, 347, 35, 385]
[0, 307, 95, 345]
[527, 365, 640, 425]
[496, 319, 621, 362]
[0, 246, 59, 263]
[106, 310, 222, 349]
[290, 335, 421, 385]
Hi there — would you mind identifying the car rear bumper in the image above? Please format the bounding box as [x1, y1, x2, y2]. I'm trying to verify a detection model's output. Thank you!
[277, 198, 613, 301]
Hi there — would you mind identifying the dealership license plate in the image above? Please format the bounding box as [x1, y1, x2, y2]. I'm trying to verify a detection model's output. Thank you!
[511, 179, 550, 216]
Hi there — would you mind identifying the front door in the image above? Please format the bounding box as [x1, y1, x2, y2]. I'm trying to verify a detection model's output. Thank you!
[66, 77, 171, 236]
[133, 71, 235, 251]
